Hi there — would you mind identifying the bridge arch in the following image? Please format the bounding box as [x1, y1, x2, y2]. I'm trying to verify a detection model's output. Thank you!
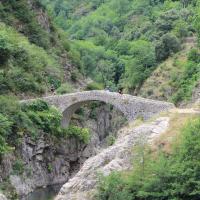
[21, 91, 174, 127]
[39, 90, 174, 127]
[61, 100, 128, 127]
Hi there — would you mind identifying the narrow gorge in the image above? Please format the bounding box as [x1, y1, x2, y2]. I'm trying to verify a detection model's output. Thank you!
[1, 0, 200, 199]
[0, 102, 126, 199]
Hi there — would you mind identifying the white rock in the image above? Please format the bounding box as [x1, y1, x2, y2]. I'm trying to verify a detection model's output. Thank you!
[55, 117, 169, 200]
[0, 193, 7, 200]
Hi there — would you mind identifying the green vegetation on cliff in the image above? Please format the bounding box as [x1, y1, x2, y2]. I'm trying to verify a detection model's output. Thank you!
[0, 0, 89, 155]
[0, 98, 90, 155]
[0, 0, 80, 97]
[0, 23, 62, 96]
[0, 0, 65, 50]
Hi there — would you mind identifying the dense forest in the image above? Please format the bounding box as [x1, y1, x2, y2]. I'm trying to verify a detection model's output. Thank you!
[40, 0, 200, 104]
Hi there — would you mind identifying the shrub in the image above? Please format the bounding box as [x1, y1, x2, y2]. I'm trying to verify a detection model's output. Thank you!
[12, 159, 24, 175]
[188, 48, 200, 63]
[129, 40, 156, 68]
[106, 135, 116, 146]
[96, 172, 132, 200]
[0, 135, 11, 154]
[22, 100, 49, 112]
[71, 69, 81, 81]
[173, 20, 189, 38]
[22, 100, 62, 137]
[56, 83, 74, 94]
[0, 34, 14, 65]
[0, 114, 13, 154]
[63, 125, 91, 144]
[156, 33, 181, 61]
[171, 61, 200, 104]
[86, 82, 104, 90]
[47, 163, 53, 173]
[62, 40, 71, 51]
[0, 23, 61, 95]
[123, 58, 153, 90]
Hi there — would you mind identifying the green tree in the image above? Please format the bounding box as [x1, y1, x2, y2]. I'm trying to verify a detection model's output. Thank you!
[156, 33, 181, 61]
[129, 40, 156, 67]
[97, 59, 115, 87]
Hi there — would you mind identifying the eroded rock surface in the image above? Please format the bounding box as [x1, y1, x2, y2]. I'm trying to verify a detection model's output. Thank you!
[55, 117, 170, 200]
[0, 105, 124, 198]
[0, 193, 7, 200]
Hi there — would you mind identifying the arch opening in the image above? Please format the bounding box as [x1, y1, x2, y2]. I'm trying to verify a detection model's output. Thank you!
[61, 100, 128, 128]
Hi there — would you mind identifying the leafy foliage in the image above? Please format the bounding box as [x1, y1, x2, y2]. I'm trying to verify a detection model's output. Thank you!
[12, 159, 25, 175]
[56, 83, 74, 94]
[86, 82, 104, 91]
[0, 0, 52, 49]
[155, 33, 181, 61]
[0, 97, 89, 154]
[0, 23, 62, 96]
[0, 114, 13, 154]
[96, 117, 200, 200]
[171, 48, 200, 104]
[63, 125, 91, 144]
[39, 0, 197, 95]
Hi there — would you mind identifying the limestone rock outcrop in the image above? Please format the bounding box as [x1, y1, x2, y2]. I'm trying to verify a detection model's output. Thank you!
[55, 117, 170, 200]
[0, 105, 124, 198]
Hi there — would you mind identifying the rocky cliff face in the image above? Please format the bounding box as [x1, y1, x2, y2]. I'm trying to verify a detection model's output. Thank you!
[9, 135, 88, 197]
[55, 117, 169, 200]
[0, 105, 125, 198]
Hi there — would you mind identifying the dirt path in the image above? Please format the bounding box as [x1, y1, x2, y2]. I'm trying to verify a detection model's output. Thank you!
[170, 108, 200, 114]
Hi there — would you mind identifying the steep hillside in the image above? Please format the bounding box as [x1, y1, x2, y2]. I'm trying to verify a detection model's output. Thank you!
[40, 0, 200, 105]
[0, 2, 126, 199]
[0, 0, 82, 98]
[139, 36, 200, 105]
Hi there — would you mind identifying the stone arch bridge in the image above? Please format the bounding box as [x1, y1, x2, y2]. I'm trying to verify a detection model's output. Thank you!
[22, 90, 174, 127]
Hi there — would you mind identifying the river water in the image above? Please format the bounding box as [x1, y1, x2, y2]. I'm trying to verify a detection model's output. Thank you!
[22, 185, 61, 200]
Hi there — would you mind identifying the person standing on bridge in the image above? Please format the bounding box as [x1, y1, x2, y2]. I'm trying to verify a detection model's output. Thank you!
[105, 86, 111, 92]
[118, 88, 123, 95]
[51, 84, 56, 95]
